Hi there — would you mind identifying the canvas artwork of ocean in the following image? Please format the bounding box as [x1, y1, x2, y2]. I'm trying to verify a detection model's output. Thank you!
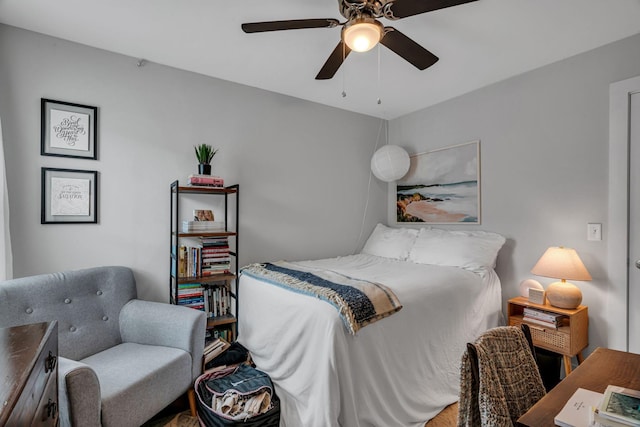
[396, 141, 480, 224]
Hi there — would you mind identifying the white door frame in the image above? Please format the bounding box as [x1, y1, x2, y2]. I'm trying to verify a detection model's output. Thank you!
[608, 75, 640, 351]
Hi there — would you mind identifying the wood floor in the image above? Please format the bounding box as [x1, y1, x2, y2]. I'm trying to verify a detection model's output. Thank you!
[149, 399, 460, 426]
[425, 402, 458, 427]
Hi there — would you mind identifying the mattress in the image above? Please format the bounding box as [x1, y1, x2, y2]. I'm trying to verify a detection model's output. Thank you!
[237, 253, 503, 427]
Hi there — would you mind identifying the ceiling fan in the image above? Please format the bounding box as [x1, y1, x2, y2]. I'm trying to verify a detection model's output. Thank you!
[241, 0, 477, 80]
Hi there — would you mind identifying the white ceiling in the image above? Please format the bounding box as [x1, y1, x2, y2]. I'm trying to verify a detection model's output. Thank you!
[1, 0, 640, 119]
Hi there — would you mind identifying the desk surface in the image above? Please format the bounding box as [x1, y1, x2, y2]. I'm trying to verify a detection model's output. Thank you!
[518, 347, 640, 426]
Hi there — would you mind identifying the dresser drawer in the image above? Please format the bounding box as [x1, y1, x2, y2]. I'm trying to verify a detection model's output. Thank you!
[3, 323, 58, 427]
[509, 318, 570, 354]
[31, 371, 59, 426]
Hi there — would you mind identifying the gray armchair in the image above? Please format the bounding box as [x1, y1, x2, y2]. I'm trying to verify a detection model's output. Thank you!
[0, 266, 206, 427]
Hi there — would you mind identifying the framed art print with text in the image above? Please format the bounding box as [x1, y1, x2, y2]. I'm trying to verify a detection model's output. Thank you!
[41, 98, 97, 159]
[41, 168, 98, 224]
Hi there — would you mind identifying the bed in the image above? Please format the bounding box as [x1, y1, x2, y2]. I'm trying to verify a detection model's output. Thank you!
[237, 225, 506, 427]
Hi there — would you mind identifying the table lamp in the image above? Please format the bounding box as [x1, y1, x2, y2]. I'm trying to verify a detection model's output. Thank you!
[531, 246, 592, 309]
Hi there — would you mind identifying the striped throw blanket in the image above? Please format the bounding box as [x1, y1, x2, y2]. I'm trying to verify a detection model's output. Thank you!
[241, 261, 402, 335]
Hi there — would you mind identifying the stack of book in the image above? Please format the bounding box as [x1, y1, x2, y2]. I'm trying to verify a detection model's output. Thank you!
[523, 307, 567, 329]
[181, 220, 225, 233]
[555, 386, 640, 427]
[594, 385, 640, 427]
[187, 174, 224, 187]
[176, 236, 231, 278]
[176, 284, 205, 311]
[203, 337, 231, 369]
[201, 237, 231, 276]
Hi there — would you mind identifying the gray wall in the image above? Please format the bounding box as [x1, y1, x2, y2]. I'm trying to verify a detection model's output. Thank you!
[0, 24, 387, 302]
[389, 32, 640, 354]
[2, 22, 640, 355]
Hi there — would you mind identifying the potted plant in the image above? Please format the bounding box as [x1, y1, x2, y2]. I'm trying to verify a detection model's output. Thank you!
[194, 144, 218, 175]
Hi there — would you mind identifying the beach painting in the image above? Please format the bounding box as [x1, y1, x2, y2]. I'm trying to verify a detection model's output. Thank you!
[396, 140, 480, 224]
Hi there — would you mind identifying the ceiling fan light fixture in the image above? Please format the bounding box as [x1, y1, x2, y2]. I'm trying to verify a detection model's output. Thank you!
[342, 18, 383, 53]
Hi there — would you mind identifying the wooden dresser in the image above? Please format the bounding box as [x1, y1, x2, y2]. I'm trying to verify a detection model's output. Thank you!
[0, 322, 59, 426]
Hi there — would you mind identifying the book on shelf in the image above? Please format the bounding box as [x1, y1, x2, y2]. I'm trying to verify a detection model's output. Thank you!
[554, 387, 604, 427]
[201, 238, 229, 246]
[182, 221, 225, 233]
[177, 297, 205, 305]
[201, 270, 231, 277]
[595, 385, 640, 427]
[206, 286, 231, 318]
[176, 283, 205, 311]
[523, 306, 567, 323]
[203, 337, 231, 365]
[187, 175, 224, 187]
[522, 315, 560, 329]
[202, 256, 231, 263]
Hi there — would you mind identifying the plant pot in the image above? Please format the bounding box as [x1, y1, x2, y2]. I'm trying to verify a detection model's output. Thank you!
[198, 164, 211, 175]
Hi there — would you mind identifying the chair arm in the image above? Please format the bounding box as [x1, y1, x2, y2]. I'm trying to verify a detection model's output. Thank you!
[58, 357, 101, 427]
[119, 299, 206, 381]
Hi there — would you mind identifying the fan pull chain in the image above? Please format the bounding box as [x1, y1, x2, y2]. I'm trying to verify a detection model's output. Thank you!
[376, 44, 382, 105]
[342, 42, 347, 98]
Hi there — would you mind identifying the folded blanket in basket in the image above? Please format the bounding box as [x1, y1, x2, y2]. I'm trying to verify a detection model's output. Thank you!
[241, 261, 402, 334]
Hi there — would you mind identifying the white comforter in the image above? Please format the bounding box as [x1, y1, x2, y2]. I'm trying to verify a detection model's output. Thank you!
[237, 254, 503, 427]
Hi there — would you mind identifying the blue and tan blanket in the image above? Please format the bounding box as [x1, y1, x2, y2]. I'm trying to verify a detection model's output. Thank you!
[241, 261, 402, 335]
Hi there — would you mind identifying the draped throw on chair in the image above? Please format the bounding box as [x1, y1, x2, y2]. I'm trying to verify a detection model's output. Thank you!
[458, 326, 546, 427]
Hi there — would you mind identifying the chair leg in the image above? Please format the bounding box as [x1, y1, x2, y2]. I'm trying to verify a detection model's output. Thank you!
[188, 388, 197, 417]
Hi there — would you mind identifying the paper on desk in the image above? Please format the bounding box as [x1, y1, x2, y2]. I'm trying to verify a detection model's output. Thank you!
[555, 388, 604, 427]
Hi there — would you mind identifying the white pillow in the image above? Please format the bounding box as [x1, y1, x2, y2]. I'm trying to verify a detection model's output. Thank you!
[361, 223, 419, 260]
[408, 227, 506, 269]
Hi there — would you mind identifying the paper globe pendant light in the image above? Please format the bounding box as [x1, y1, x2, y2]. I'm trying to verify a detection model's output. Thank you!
[371, 145, 410, 182]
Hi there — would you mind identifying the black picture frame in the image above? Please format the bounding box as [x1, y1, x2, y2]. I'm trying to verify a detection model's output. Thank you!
[41, 98, 98, 159]
[41, 167, 98, 224]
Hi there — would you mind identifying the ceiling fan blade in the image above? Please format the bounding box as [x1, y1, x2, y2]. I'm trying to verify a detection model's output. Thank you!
[385, 0, 477, 19]
[242, 19, 339, 33]
[315, 41, 352, 80]
[380, 27, 438, 70]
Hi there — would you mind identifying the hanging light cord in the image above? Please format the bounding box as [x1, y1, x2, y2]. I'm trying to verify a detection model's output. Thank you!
[353, 118, 386, 254]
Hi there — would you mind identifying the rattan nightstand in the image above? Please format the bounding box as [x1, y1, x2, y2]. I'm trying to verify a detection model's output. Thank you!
[507, 296, 588, 376]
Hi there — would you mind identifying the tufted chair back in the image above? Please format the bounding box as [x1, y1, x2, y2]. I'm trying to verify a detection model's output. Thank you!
[0, 266, 137, 360]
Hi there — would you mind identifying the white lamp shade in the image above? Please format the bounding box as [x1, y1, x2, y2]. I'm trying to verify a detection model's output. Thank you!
[342, 19, 383, 53]
[531, 246, 592, 281]
[371, 145, 410, 182]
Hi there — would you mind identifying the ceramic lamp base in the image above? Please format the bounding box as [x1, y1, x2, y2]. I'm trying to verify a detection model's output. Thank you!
[546, 280, 582, 309]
